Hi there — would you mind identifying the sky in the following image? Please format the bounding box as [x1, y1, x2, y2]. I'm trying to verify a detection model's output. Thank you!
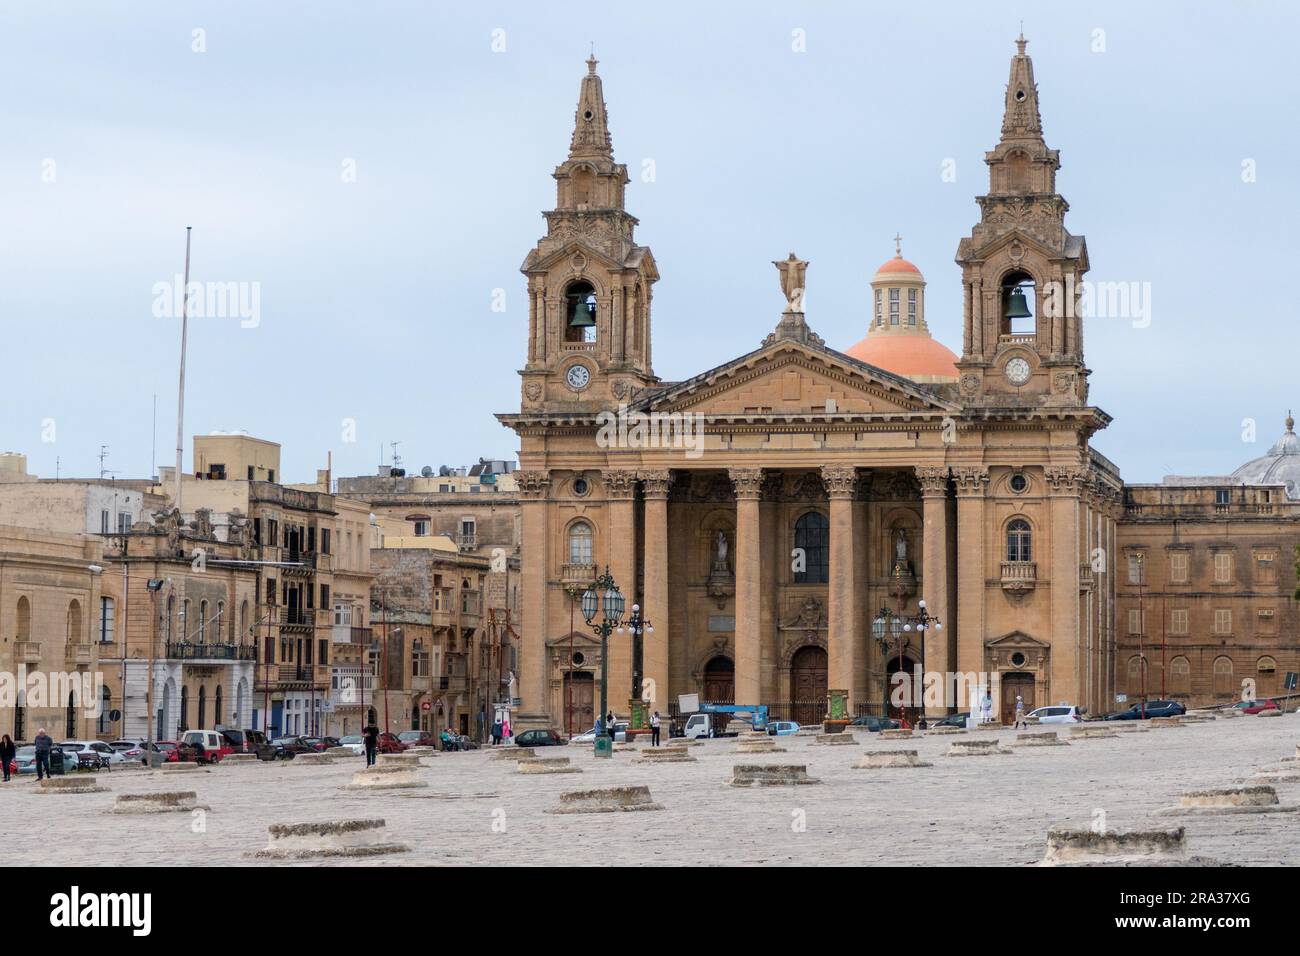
[2, 0, 1296, 485]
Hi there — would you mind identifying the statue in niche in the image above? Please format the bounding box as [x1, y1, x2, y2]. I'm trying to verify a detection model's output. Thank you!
[713, 530, 729, 569]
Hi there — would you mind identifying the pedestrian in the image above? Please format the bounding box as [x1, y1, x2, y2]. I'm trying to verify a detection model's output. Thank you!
[0, 734, 14, 782]
[605, 711, 616, 740]
[650, 711, 661, 747]
[502, 715, 511, 742]
[1013, 694, 1026, 729]
[362, 720, 380, 766]
[981, 691, 993, 725]
[33, 727, 53, 780]
[490, 718, 502, 746]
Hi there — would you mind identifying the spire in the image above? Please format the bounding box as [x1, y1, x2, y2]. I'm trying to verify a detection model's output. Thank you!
[1000, 32, 1044, 143]
[569, 55, 613, 160]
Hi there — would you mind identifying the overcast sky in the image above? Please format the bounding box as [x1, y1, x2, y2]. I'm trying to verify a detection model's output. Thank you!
[2, 0, 1296, 485]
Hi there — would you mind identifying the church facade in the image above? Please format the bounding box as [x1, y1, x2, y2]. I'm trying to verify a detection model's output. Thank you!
[499, 41, 1297, 731]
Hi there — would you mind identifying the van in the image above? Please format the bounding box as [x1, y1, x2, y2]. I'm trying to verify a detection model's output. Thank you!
[179, 729, 233, 764]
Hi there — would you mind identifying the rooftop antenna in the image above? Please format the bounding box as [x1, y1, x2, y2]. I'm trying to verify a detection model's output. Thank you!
[174, 227, 193, 514]
[151, 393, 157, 481]
[390, 441, 402, 470]
[98, 444, 110, 479]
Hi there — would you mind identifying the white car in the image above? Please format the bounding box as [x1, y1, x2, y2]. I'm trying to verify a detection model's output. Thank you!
[336, 735, 367, 755]
[1025, 705, 1082, 724]
[570, 722, 628, 744]
[59, 740, 127, 767]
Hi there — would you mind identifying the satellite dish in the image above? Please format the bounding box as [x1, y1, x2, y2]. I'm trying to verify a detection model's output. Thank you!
[421, 465, 434, 477]
[438, 465, 451, 477]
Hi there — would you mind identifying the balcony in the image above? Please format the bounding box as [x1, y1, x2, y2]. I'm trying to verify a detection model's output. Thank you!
[456, 532, 477, 551]
[411, 675, 432, 693]
[260, 663, 328, 687]
[165, 642, 258, 662]
[64, 644, 93, 668]
[460, 592, 481, 617]
[281, 608, 314, 631]
[1000, 561, 1037, 593]
[560, 563, 597, 588]
[15, 641, 40, 664]
[1079, 563, 1094, 591]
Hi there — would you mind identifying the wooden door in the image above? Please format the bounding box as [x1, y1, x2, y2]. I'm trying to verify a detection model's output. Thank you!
[563, 672, 595, 734]
[1001, 673, 1034, 724]
[791, 646, 828, 725]
[702, 656, 735, 704]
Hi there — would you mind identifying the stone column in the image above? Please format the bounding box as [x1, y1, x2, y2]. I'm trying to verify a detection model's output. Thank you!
[638, 469, 671, 714]
[1046, 466, 1085, 710]
[515, 471, 551, 726]
[916, 465, 952, 716]
[822, 465, 859, 713]
[953, 466, 988, 714]
[730, 468, 764, 707]
[605, 470, 640, 710]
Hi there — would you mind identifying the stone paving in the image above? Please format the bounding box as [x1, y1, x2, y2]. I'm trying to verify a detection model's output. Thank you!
[4, 715, 1299, 866]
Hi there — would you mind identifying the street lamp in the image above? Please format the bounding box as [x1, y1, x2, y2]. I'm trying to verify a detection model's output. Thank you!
[872, 607, 904, 719]
[619, 604, 654, 704]
[913, 599, 942, 718]
[581, 566, 625, 758]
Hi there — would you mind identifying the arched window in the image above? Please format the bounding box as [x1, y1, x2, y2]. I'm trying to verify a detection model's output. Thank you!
[14, 691, 25, 741]
[214, 686, 223, 727]
[67, 600, 82, 643]
[563, 280, 597, 343]
[179, 686, 190, 733]
[165, 595, 175, 641]
[1212, 656, 1234, 696]
[793, 512, 829, 584]
[197, 685, 207, 729]
[568, 521, 593, 565]
[240, 599, 250, 641]
[199, 601, 209, 642]
[16, 596, 30, 640]
[98, 596, 114, 642]
[98, 685, 113, 734]
[66, 690, 77, 738]
[1170, 656, 1191, 696]
[1257, 656, 1278, 696]
[216, 601, 225, 641]
[1006, 518, 1032, 563]
[411, 703, 421, 731]
[181, 599, 191, 641]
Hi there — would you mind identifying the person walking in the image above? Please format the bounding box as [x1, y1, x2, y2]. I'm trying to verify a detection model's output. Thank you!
[362, 720, 380, 766]
[490, 718, 503, 747]
[33, 728, 53, 780]
[605, 711, 616, 740]
[0, 734, 15, 782]
[981, 691, 993, 725]
[650, 711, 661, 747]
[1013, 695, 1026, 729]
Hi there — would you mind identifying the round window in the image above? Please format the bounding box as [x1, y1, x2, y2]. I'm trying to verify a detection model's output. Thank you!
[1011, 651, 1026, 667]
[572, 477, 589, 496]
[1009, 473, 1028, 493]
[583, 109, 594, 120]
[572, 651, 585, 666]
[1015, 89, 1026, 102]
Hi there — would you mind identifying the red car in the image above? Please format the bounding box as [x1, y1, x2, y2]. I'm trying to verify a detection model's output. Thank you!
[1234, 698, 1279, 715]
[396, 730, 437, 749]
[376, 733, 407, 754]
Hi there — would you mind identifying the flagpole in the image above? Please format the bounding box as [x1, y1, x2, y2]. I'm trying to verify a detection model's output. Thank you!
[174, 227, 192, 512]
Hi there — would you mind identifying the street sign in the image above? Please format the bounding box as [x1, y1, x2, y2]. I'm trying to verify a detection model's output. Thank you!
[320, 700, 335, 713]
[108, 709, 121, 722]
[1115, 694, 1128, 703]
[678, 693, 700, 713]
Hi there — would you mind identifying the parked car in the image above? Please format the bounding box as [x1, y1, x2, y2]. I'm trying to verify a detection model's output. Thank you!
[376, 732, 407, 754]
[177, 730, 235, 764]
[11, 745, 79, 776]
[849, 715, 901, 732]
[766, 721, 801, 736]
[397, 730, 437, 749]
[256, 736, 319, 761]
[108, 740, 146, 760]
[1104, 699, 1186, 720]
[931, 712, 970, 729]
[59, 740, 124, 769]
[570, 722, 628, 744]
[1232, 698, 1278, 715]
[217, 728, 267, 753]
[335, 735, 366, 755]
[515, 728, 565, 747]
[1025, 705, 1083, 724]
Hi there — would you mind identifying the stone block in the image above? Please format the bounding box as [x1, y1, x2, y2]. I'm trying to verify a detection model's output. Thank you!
[254, 818, 408, 859]
[548, 786, 664, 813]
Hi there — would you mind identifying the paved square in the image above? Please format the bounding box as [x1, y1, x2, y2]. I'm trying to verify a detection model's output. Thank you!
[4, 716, 1298, 866]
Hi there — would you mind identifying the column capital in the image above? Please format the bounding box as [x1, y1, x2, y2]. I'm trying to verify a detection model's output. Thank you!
[820, 465, 858, 499]
[952, 466, 989, 497]
[603, 469, 639, 500]
[515, 470, 552, 500]
[1044, 465, 1090, 496]
[914, 465, 951, 497]
[638, 468, 673, 499]
[728, 467, 765, 500]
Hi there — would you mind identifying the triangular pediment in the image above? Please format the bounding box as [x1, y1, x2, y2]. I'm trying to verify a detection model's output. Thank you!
[633, 340, 958, 418]
[545, 631, 604, 652]
[986, 630, 1050, 649]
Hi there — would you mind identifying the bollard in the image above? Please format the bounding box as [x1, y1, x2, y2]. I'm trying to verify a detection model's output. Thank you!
[548, 786, 664, 813]
[255, 818, 408, 859]
[856, 750, 932, 769]
[111, 791, 208, 814]
[727, 764, 820, 787]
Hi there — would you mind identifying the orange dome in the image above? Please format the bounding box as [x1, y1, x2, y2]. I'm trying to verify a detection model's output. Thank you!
[875, 256, 921, 275]
[844, 333, 959, 381]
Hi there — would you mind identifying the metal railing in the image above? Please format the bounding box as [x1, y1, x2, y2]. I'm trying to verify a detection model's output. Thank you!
[165, 642, 258, 661]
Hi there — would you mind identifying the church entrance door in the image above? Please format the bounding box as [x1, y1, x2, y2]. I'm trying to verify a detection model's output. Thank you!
[1001, 672, 1035, 724]
[790, 646, 828, 725]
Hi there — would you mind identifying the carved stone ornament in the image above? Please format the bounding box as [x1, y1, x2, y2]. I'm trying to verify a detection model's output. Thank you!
[639, 469, 673, 499]
[728, 468, 764, 500]
[820, 465, 857, 499]
[603, 469, 638, 500]
[514, 471, 552, 499]
[914, 465, 950, 496]
[524, 381, 542, 402]
[952, 466, 990, 497]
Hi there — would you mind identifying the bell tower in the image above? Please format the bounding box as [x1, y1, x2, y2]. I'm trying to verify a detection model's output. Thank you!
[955, 35, 1090, 406]
[519, 56, 659, 411]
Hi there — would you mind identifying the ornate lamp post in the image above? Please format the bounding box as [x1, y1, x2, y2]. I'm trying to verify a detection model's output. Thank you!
[872, 606, 904, 719]
[581, 566, 625, 758]
[620, 604, 654, 703]
[912, 599, 942, 718]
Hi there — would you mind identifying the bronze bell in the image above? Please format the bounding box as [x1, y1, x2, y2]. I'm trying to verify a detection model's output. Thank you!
[1004, 287, 1033, 320]
[568, 299, 596, 328]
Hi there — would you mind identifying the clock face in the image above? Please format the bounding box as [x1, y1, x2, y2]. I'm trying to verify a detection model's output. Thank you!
[1004, 357, 1031, 386]
[565, 364, 591, 390]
